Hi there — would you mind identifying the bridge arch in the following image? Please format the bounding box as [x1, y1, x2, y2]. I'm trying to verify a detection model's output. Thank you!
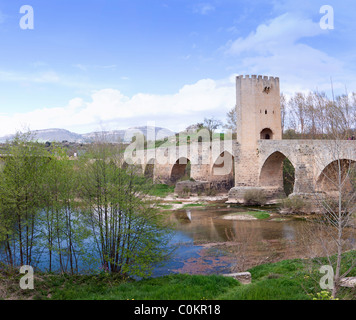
[316, 159, 356, 194]
[171, 157, 191, 183]
[259, 151, 295, 196]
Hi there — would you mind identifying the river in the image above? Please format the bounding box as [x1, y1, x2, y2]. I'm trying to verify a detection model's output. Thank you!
[152, 204, 355, 277]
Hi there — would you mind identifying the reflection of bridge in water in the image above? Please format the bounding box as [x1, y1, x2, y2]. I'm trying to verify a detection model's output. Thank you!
[166, 207, 311, 269]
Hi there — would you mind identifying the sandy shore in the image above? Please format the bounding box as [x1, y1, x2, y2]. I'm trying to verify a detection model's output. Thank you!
[152, 194, 229, 210]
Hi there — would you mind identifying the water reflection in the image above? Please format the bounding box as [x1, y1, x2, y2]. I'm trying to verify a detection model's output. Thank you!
[162, 206, 356, 276]
[168, 207, 301, 244]
[158, 206, 311, 276]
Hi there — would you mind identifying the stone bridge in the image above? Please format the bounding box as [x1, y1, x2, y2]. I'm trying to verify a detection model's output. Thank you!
[126, 138, 356, 200]
[126, 139, 236, 191]
[125, 74, 356, 201]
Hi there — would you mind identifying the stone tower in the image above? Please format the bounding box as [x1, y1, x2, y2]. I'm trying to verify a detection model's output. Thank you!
[236, 75, 282, 147]
[232, 75, 282, 193]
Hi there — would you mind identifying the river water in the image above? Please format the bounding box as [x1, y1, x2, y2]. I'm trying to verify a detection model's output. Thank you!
[2, 204, 353, 277]
[152, 204, 355, 277]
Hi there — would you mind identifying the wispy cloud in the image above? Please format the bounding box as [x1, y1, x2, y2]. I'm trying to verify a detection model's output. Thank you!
[0, 77, 235, 135]
[73, 64, 117, 71]
[193, 3, 215, 15]
[73, 64, 88, 71]
[0, 68, 95, 90]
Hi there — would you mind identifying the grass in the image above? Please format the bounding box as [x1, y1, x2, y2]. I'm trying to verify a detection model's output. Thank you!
[225, 211, 270, 220]
[64, 274, 238, 300]
[157, 204, 174, 210]
[182, 203, 204, 208]
[221, 259, 309, 300]
[148, 184, 175, 198]
[2, 253, 355, 301]
[244, 211, 270, 220]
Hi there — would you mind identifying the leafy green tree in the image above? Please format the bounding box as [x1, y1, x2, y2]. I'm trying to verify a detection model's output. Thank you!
[0, 132, 47, 267]
[39, 144, 89, 273]
[78, 138, 171, 277]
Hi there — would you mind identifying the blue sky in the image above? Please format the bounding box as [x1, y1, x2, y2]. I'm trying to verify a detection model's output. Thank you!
[0, 0, 355, 135]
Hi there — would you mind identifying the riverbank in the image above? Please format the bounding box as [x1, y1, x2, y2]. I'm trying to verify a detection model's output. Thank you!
[2, 192, 354, 301]
[1, 252, 355, 300]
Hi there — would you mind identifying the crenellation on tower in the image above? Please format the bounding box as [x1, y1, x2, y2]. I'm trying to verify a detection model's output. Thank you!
[237, 75, 279, 83]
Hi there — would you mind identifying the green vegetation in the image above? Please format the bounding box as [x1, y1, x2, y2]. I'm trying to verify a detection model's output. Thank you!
[148, 184, 175, 197]
[244, 211, 270, 220]
[280, 196, 311, 214]
[2, 252, 354, 300]
[182, 203, 204, 208]
[0, 132, 172, 278]
[157, 204, 174, 210]
[224, 211, 270, 220]
[283, 158, 295, 196]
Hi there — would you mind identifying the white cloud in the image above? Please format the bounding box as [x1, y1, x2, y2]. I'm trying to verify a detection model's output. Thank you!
[223, 12, 354, 96]
[0, 77, 235, 136]
[225, 13, 323, 56]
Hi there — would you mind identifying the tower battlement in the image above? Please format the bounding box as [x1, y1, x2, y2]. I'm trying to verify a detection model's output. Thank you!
[236, 75, 279, 83]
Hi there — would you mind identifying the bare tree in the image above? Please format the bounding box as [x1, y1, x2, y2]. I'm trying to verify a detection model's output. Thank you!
[290, 92, 309, 138]
[280, 93, 287, 134]
[224, 107, 237, 137]
[302, 100, 356, 297]
[203, 117, 223, 141]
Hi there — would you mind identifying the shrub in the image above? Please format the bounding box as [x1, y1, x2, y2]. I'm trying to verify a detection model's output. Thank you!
[243, 189, 266, 206]
[205, 187, 217, 196]
[309, 291, 339, 300]
[178, 186, 191, 197]
[280, 196, 310, 214]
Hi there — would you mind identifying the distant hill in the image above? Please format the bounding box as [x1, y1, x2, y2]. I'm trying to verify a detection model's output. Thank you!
[0, 126, 176, 143]
[0, 129, 83, 143]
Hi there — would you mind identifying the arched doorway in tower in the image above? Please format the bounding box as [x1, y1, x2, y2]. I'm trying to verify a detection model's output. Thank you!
[259, 151, 295, 197]
[316, 159, 356, 196]
[171, 157, 191, 183]
[211, 151, 235, 190]
[260, 128, 273, 140]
